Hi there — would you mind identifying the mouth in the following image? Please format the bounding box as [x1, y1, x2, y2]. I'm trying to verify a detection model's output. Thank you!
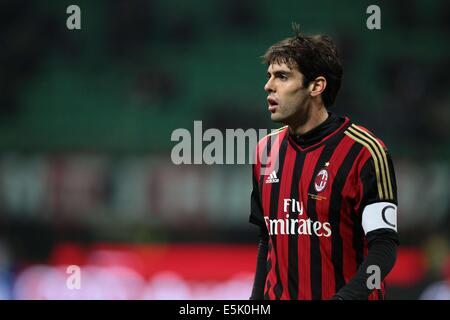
[267, 97, 278, 112]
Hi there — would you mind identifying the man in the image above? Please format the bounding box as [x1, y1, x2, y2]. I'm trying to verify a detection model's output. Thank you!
[249, 25, 399, 300]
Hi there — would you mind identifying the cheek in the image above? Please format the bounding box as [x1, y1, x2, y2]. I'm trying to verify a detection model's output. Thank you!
[282, 88, 307, 108]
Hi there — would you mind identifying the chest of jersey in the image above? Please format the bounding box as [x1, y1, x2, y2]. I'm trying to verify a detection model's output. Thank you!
[259, 137, 361, 237]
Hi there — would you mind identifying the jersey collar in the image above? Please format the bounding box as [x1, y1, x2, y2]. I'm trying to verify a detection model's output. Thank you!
[288, 112, 349, 151]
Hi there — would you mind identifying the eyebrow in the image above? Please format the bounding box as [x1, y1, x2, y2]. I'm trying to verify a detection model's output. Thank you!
[267, 70, 292, 77]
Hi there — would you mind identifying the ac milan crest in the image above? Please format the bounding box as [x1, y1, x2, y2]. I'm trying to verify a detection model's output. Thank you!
[314, 168, 328, 192]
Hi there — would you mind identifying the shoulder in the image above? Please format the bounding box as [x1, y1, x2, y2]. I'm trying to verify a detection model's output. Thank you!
[345, 123, 396, 201]
[253, 126, 288, 176]
[256, 125, 289, 149]
[344, 123, 390, 157]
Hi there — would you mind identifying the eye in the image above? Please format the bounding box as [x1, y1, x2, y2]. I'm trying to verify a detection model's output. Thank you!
[277, 73, 288, 80]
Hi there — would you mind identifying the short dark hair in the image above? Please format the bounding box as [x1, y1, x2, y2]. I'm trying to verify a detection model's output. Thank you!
[262, 24, 343, 107]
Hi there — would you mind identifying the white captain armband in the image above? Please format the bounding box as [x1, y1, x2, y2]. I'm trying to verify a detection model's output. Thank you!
[362, 202, 397, 234]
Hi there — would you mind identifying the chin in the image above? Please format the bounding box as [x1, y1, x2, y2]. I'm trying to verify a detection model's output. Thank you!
[270, 112, 285, 123]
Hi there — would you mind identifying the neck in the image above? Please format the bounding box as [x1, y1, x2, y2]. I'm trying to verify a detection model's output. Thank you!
[288, 104, 329, 136]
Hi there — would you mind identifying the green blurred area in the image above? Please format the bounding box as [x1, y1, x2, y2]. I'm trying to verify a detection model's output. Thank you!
[1, 0, 448, 156]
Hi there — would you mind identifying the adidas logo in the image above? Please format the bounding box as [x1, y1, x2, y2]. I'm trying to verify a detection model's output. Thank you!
[265, 171, 279, 184]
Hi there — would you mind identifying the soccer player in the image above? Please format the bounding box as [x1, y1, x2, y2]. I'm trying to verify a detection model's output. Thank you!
[249, 26, 399, 300]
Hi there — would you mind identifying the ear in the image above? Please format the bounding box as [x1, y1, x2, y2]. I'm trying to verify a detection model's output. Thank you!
[309, 76, 327, 97]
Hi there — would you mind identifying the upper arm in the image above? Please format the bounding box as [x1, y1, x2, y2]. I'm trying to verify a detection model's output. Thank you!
[356, 143, 398, 236]
[249, 164, 266, 227]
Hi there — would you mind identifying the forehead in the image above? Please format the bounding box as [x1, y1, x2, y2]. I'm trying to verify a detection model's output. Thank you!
[267, 62, 300, 73]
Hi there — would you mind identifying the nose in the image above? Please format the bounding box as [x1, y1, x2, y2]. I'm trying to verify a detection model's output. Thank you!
[264, 77, 275, 93]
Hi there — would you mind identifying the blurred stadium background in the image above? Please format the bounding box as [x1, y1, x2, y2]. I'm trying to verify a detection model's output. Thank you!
[0, 0, 449, 299]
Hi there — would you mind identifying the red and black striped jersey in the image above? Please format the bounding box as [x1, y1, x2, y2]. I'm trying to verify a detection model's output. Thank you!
[249, 116, 398, 300]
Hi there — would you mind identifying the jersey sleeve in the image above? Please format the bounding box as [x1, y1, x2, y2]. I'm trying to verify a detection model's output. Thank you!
[357, 145, 398, 236]
[249, 164, 266, 227]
